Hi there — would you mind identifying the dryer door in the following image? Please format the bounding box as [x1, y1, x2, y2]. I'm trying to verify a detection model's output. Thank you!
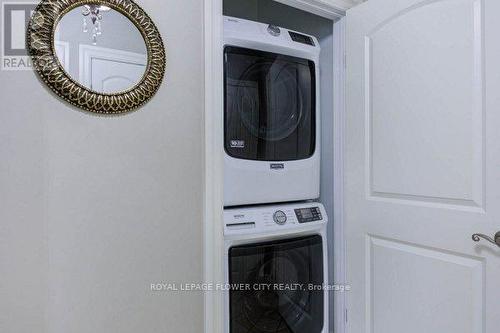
[229, 235, 324, 333]
[224, 46, 316, 161]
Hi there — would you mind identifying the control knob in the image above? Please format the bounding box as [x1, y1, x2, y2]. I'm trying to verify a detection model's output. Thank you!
[273, 210, 287, 225]
[267, 24, 281, 36]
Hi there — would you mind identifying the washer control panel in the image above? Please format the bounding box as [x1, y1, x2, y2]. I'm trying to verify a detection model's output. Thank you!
[295, 207, 322, 223]
[224, 202, 327, 236]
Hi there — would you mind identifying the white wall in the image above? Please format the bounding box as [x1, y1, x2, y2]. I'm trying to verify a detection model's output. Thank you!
[0, 0, 204, 332]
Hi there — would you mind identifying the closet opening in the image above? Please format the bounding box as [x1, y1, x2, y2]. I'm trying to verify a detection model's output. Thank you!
[218, 1, 346, 332]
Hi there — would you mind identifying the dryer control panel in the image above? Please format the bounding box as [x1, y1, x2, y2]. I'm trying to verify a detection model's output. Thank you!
[224, 202, 327, 237]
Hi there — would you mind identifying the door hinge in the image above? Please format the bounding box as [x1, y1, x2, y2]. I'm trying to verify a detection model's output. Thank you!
[345, 308, 348, 323]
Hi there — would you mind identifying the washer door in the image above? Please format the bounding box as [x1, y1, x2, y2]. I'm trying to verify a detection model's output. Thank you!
[224, 46, 316, 161]
[229, 235, 324, 333]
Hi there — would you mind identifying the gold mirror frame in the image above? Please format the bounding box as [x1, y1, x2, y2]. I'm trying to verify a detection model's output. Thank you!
[27, 0, 166, 114]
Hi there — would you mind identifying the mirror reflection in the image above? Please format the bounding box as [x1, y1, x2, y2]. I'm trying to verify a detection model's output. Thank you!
[55, 4, 147, 94]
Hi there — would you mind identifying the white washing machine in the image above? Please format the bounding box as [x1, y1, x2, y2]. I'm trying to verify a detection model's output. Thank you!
[224, 16, 321, 206]
[224, 202, 329, 333]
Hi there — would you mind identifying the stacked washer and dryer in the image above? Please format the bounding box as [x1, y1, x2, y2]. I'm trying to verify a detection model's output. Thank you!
[223, 16, 328, 333]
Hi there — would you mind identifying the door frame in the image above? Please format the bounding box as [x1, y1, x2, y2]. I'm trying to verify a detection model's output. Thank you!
[54, 41, 70, 69]
[203, 1, 349, 333]
[332, 17, 347, 333]
[274, 0, 350, 18]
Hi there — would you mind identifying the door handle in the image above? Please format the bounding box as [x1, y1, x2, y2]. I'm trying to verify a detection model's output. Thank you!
[472, 232, 500, 248]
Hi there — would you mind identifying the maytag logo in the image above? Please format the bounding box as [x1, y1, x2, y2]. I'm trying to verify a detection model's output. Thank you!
[230, 140, 245, 148]
[270, 163, 285, 170]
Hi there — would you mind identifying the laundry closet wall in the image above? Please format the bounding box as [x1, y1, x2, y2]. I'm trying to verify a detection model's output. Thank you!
[0, 0, 204, 332]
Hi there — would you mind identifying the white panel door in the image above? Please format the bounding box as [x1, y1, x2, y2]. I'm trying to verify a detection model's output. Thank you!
[91, 58, 146, 93]
[79, 45, 147, 94]
[346, 0, 500, 332]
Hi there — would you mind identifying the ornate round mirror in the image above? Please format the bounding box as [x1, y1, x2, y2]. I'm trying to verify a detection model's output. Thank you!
[27, 0, 166, 114]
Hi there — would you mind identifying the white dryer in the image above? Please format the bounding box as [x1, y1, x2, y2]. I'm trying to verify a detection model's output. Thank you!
[223, 202, 329, 333]
[223, 16, 321, 206]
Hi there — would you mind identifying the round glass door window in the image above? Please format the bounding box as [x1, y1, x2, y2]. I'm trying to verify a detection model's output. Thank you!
[229, 235, 324, 333]
[224, 47, 316, 161]
[235, 61, 305, 142]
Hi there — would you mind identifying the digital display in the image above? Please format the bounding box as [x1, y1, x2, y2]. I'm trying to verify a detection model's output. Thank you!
[299, 208, 314, 219]
[289, 31, 315, 46]
[295, 207, 322, 223]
